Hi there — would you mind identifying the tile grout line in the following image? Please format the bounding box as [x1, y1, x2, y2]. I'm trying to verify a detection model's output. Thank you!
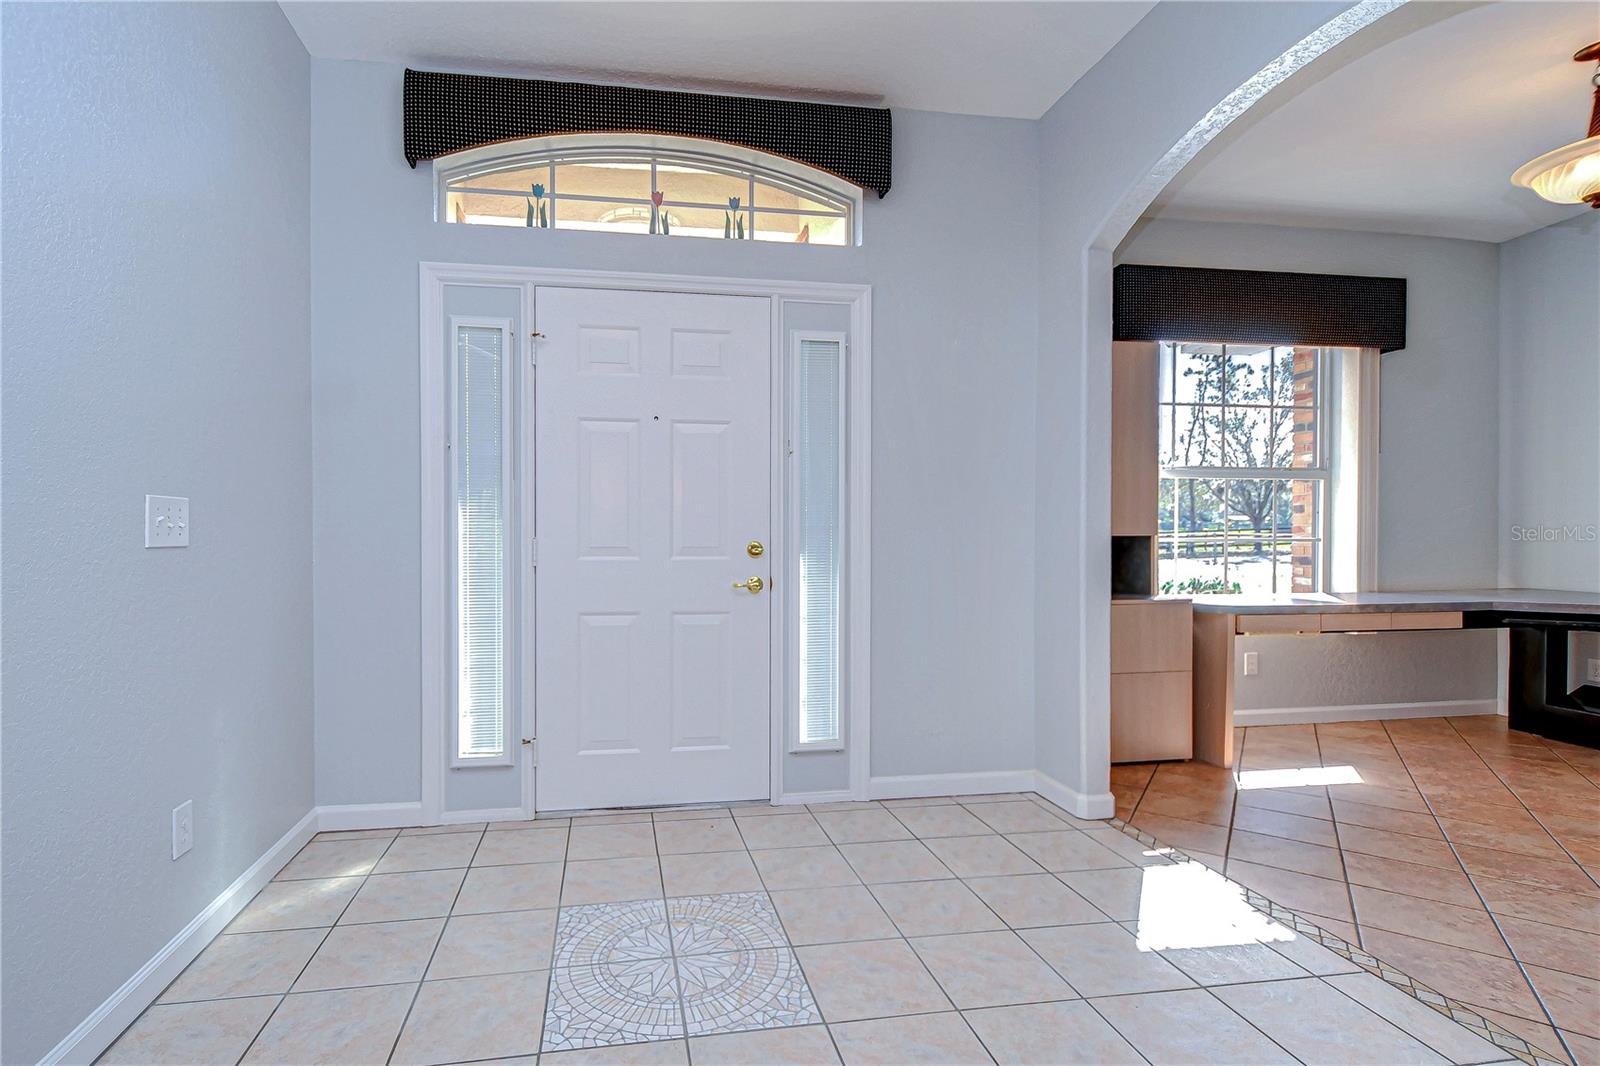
[232, 828, 406, 1065]
[382, 827, 487, 1065]
[728, 813, 850, 1066]
[1107, 804, 1570, 1066]
[1419, 721, 1593, 1066]
[1315, 722, 1366, 952]
[1124, 737, 1316, 1066]
[1441, 717, 1600, 892]
[876, 799, 1096, 1063]
[1315, 967, 1507, 1066]
[650, 807, 694, 1062]
[1380, 720, 1580, 1066]
[536, 816, 575, 1058]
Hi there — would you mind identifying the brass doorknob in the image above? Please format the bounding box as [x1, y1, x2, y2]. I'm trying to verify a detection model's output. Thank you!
[733, 576, 765, 594]
[747, 540, 765, 558]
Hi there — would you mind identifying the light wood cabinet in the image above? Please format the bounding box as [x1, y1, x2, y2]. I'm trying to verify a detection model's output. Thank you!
[1111, 342, 1159, 538]
[1110, 599, 1193, 762]
[1111, 601, 1193, 673]
[1112, 672, 1194, 763]
[1235, 610, 1464, 635]
[1389, 611, 1463, 630]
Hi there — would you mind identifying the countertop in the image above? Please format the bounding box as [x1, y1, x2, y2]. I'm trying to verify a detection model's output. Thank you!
[1188, 588, 1600, 616]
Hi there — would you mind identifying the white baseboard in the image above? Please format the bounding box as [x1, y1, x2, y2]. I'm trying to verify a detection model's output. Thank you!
[867, 770, 1036, 801]
[1033, 770, 1116, 820]
[42, 808, 319, 1066]
[775, 789, 854, 806]
[316, 801, 425, 831]
[441, 806, 527, 825]
[1235, 698, 1499, 727]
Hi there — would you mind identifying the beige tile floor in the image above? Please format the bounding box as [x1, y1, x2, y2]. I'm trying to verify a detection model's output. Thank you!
[1115, 716, 1600, 1066]
[104, 792, 1534, 1065]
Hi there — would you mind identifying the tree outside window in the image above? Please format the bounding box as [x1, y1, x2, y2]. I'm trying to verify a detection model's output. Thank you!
[1157, 343, 1325, 596]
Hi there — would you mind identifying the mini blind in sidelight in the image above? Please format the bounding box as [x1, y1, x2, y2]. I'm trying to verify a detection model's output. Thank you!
[796, 335, 843, 747]
[454, 322, 510, 761]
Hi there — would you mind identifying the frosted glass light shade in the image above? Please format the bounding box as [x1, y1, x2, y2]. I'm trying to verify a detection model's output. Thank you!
[1512, 134, 1600, 206]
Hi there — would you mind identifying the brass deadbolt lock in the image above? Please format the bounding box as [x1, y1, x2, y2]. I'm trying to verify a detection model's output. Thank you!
[747, 540, 765, 558]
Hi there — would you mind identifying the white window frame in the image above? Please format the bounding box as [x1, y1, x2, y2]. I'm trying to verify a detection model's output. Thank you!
[1157, 343, 1335, 596]
[434, 132, 863, 246]
[448, 314, 517, 768]
[787, 330, 848, 753]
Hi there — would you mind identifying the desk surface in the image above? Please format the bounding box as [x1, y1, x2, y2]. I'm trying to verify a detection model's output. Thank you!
[1190, 588, 1600, 616]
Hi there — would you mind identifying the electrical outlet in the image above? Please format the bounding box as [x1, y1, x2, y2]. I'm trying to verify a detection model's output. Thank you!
[146, 495, 189, 548]
[1587, 658, 1600, 684]
[172, 800, 194, 860]
[1243, 651, 1259, 676]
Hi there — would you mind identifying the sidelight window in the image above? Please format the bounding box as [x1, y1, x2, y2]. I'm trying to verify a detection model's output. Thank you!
[451, 318, 514, 763]
[791, 333, 845, 749]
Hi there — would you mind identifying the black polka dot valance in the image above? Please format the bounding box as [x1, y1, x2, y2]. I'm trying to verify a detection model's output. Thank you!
[404, 68, 893, 198]
[1113, 264, 1407, 353]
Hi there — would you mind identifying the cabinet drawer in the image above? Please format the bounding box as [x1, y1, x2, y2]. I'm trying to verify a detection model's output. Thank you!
[1390, 611, 1463, 630]
[1111, 601, 1193, 674]
[1319, 613, 1392, 632]
[1236, 614, 1319, 635]
[1111, 671, 1193, 763]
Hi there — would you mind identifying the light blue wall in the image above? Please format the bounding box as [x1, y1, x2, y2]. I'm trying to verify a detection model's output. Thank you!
[309, 60, 1041, 811]
[1033, 2, 1354, 802]
[0, 3, 312, 1062]
[1498, 213, 1600, 592]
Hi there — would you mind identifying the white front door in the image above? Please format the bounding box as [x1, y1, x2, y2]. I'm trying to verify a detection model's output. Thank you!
[534, 287, 772, 811]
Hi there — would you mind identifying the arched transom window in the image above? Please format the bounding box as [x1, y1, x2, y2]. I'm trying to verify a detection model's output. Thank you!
[437, 133, 860, 246]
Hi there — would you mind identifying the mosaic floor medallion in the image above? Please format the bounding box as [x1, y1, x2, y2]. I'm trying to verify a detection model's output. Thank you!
[668, 892, 789, 956]
[543, 891, 818, 1049]
[543, 958, 684, 1051]
[554, 898, 673, 969]
[678, 948, 820, 1036]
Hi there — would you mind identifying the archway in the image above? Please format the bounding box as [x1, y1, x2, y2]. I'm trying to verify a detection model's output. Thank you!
[1033, 1, 1405, 817]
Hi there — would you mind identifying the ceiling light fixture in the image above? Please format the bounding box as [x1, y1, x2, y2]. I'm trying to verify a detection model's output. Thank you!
[1512, 42, 1600, 208]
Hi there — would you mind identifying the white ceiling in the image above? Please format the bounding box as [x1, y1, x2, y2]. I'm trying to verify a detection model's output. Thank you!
[278, 1, 1154, 119]
[1146, 1, 1600, 244]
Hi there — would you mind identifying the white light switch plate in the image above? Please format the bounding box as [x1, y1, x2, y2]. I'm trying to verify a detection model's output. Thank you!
[1243, 651, 1259, 676]
[145, 495, 189, 547]
[172, 800, 194, 860]
[1588, 658, 1600, 684]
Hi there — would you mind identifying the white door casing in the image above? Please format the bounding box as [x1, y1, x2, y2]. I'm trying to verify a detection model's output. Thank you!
[534, 287, 773, 810]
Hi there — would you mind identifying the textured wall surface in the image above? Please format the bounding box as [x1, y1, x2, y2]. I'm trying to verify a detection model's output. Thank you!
[309, 60, 1042, 810]
[0, 4, 313, 1061]
[1498, 213, 1600, 593]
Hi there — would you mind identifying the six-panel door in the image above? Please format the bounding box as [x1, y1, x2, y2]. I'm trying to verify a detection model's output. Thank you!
[534, 287, 772, 811]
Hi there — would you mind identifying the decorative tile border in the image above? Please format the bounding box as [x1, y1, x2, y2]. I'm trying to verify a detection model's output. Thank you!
[1103, 814, 1569, 1066]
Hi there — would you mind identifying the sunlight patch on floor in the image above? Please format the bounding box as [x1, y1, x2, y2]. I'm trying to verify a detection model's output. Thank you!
[1133, 860, 1295, 950]
[1234, 765, 1363, 790]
